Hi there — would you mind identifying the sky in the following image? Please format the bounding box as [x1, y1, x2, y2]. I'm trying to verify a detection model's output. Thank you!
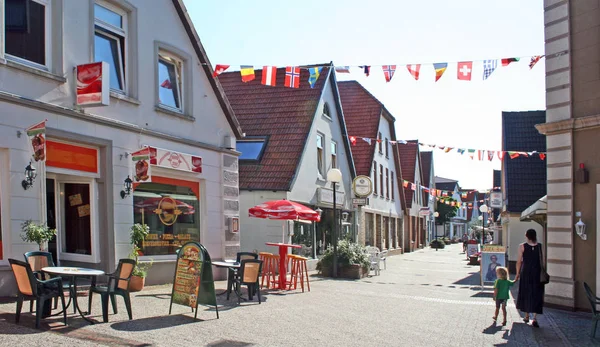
[183, 0, 546, 190]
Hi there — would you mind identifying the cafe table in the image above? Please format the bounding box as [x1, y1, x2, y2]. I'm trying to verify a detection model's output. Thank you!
[265, 242, 302, 290]
[42, 266, 105, 324]
[212, 260, 243, 300]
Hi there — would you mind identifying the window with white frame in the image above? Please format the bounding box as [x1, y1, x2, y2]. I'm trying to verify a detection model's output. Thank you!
[323, 102, 331, 118]
[385, 168, 389, 199]
[385, 138, 389, 158]
[4, 0, 51, 69]
[94, 2, 127, 92]
[158, 52, 183, 111]
[379, 164, 383, 197]
[373, 162, 378, 195]
[378, 132, 383, 154]
[330, 141, 337, 169]
[317, 133, 324, 177]
[391, 171, 395, 200]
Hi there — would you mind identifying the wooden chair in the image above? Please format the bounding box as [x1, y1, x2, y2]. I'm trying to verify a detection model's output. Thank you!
[232, 259, 263, 304]
[88, 259, 136, 322]
[9, 259, 67, 329]
[583, 282, 600, 338]
[288, 255, 310, 292]
[259, 252, 276, 289]
[24, 251, 72, 312]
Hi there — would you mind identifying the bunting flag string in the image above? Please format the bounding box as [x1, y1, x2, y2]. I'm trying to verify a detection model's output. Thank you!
[212, 54, 546, 86]
[346, 135, 546, 161]
[401, 178, 497, 209]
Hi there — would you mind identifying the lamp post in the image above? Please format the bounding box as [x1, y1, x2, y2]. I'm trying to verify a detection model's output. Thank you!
[433, 211, 439, 251]
[327, 168, 342, 278]
[479, 204, 489, 246]
[315, 208, 323, 258]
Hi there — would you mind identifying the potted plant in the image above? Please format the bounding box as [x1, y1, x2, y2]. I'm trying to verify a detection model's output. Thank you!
[316, 240, 370, 279]
[128, 223, 153, 292]
[429, 239, 445, 249]
[20, 220, 56, 251]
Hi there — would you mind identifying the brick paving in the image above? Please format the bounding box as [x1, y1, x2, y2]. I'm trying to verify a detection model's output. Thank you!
[0, 244, 597, 346]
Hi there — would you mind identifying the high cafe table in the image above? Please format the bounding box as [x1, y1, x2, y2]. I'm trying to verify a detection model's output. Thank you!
[265, 242, 302, 290]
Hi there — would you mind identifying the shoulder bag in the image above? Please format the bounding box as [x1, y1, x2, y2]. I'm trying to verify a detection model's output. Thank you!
[538, 244, 550, 285]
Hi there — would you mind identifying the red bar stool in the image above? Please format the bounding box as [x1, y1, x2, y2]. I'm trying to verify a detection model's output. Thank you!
[259, 252, 278, 289]
[287, 255, 310, 292]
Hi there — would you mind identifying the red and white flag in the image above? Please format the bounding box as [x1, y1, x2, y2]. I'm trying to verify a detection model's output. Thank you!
[477, 150, 485, 161]
[212, 64, 230, 77]
[488, 151, 495, 161]
[406, 64, 421, 80]
[497, 151, 505, 160]
[160, 79, 172, 89]
[284, 66, 300, 88]
[382, 65, 396, 82]
[261, 66, 277, 86]
[457, 61, 472, 81]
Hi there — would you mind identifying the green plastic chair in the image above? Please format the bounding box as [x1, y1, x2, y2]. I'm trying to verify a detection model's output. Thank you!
[583, 282, 600, 338]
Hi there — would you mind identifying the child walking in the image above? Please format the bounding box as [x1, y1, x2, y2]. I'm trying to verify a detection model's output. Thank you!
[493, 267, 515, 325]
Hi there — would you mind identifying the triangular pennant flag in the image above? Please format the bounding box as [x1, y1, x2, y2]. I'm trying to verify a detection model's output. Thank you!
[451, 201, 456, 206]
[362, 138, 372, 145]
[335, 66, 350, 73]
[539, 153, 546, 160]
[240, 65, 255, 82]
[461, 193, 468, 199]
[501, 58, 520, 66]
[389, 140, 397, 145]
[497, 151, 505, 160]
[431, 189, 437, 197]
[212, 64, 230, 77]
[438, 146, 445, 150]
[308, 67, 323, 88]
[410, 183, 416, 191]
[483, 60, 498, 80]
[382, 65, 396, 82]
[398, 140, 407, 144]
[160, 79, 172, 89]
[433, 62, 448, 82]
[349, 136, 357, 146]
[488, 151, 495, 161]
[457, 149, 465, 155]
[468, 149, 476, 160]
[520, 152, 529, 157]
[478, 150, 485, 161]
[529, 55, 545, 70]
[261, 66, 277, 86]
[407, 64, 421, 80]
[509, 151, 520, 159]
[360, 65, 371, 77]
[444, 147, 453, 153]
[403, 180, 409, 188]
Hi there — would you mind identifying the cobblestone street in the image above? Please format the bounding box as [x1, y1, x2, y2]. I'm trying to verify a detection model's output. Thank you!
[0, 244, 596, 347]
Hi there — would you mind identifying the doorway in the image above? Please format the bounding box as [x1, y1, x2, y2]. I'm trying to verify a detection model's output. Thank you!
[46, 175, 96, 264]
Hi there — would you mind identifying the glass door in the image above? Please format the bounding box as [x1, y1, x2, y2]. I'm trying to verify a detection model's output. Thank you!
[46, 178, 57, 264]
[60, 182, 92, 256]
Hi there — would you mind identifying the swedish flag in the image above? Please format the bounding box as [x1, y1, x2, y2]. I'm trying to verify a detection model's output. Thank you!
[308, 67, 323, 88]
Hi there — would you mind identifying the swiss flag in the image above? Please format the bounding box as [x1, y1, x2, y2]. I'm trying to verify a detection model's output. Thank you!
[457, 61, 472, 81]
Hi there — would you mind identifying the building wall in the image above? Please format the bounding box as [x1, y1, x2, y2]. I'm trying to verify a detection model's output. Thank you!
[239, 191, 287, 255]
[506, 215, 545, 267]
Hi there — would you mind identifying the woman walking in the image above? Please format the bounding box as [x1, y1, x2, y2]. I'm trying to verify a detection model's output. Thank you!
[515, 229, 545, 327]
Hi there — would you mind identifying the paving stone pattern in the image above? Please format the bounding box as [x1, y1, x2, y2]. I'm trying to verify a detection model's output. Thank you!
[0, 244, 597, 346]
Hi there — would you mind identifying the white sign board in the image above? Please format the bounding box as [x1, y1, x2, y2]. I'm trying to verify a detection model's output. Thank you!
[353, 175, 373, 197]
[490, 192, 503, 209]
[318, 187, 344, 207]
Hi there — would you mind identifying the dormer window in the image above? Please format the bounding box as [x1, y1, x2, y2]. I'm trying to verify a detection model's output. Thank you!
[237, 139, 267, 161]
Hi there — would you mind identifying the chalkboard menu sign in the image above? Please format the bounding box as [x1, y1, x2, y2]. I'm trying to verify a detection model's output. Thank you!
[169, 242, 218, 319]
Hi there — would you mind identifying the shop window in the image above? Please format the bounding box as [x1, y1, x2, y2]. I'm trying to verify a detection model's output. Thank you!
[330, 141, 337, 169]
[158, 51, 183, 111]
[94, 2, 127, 92]
[373, 162, 378, 195]
[133, 180, 200, 256]
[316, 133, 324, 177]
[5, 0, 50, 68]
[237, 139, 266, 161]
[291, 221, 314, 258]
[379, 164, 383, 198]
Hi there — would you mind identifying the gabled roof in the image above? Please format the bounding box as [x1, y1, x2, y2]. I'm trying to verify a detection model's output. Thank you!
[219, 65, 347, 191]
[434, 177, 459, 192]
[171, 0, 242, 138]
[337, 81, 383, 176]
[460, 190, 479, 220]
[397, 140, 420, 208]
[502, 111, 547, 213]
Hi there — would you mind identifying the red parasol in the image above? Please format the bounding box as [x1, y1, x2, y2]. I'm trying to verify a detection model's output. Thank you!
[249, 200, 321, 222]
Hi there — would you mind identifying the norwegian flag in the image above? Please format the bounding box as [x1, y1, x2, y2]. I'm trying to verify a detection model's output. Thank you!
[488, 151, 495, 161]
[284, 66, 300, 88]
[406, 64, 421, 80]
[382, 65, 396, 82]
[497, 151, 505, 160]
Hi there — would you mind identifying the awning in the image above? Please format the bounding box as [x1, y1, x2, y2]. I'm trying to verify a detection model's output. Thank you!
[520, 195, 547, 224]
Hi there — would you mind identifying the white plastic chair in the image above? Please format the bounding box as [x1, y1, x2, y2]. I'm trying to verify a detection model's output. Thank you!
[366, 247, 380, 276]
[379, 249, 388, 270]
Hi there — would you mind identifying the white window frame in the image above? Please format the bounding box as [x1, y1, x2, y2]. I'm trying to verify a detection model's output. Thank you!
[330, 141, 337, 169]
[94, 0, 127, 93]
[157, 50, 184, 113]
[316, 133, 325, 177]
[323, 102, 332, 120]
[3, 0, 52, 71]
[373, 162, 378, 196]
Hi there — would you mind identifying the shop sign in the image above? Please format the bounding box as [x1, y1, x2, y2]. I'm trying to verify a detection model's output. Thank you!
[419, 207, 431, 216]
[352, 175, 373, 197]
[317, 187, 344, 207]
[169, 242, 218, 320]
[148, 147, 202, 173]
[482, 245, 506, 253]
[352, 198, 368, 206]
[131, 147, 152, 183]
[47, 140, 99, 174]
[26, 120, 46, 162]
[75, 62, 110, 107]
[490, 192, 503, 209]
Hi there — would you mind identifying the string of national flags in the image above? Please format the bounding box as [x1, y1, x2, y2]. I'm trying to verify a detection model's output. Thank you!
[348, 136, 546, 161]
[211, 55, 545, 87]
[402, 180, 497, 209]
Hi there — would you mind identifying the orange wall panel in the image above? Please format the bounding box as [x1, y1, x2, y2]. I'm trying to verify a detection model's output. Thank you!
[46, 141, 98, 173]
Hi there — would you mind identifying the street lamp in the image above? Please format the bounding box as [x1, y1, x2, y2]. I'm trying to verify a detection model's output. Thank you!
[315, 208, 323, 258]
[479, 204, 489, 246]
[327, 168, 342, 278]
[433, 211, 440, 251]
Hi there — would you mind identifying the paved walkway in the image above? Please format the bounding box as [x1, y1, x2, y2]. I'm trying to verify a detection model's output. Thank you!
[0, 244, 597, 346]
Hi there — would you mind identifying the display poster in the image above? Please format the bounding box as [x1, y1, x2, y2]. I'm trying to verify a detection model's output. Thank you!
[480, 252, 507, 285]
[26, 120, 46, 162]
[69, 194, 83, 206]
[131, 147, 152, 183]
[467, 243, 480, 258]
[169, 242, 218, 319]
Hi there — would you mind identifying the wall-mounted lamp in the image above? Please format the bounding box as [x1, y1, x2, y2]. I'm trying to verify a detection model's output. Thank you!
[341, 211, 349, 221]
[575, 211, 587, 240]
[21, 161, 37, 190]
[120, 175, 133, 199]
[576, 163, 589, 184]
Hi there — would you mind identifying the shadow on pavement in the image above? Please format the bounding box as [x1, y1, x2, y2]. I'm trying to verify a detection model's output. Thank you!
[206, 339, 254, 347]
[111, 314, 200, 331]
[452, 272, 481, 286]
[472, 291, 494, 298]
[482, 322, 503, 335]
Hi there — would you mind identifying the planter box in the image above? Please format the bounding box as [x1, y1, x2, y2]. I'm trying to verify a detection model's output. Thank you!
[468, 256, 480, 266]
[320, 264, 368, 279]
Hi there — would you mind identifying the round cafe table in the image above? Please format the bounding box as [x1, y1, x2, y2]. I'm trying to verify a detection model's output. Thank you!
[42, 266, 105, 324]
[265, 242, 302, 290]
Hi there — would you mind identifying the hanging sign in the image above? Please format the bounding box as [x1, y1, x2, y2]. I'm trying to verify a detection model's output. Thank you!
[490, 192, 503, 209]
[26, 120, 46, 162]
[148, 147, 202, 173]
[169, 242, 218, 319]
[75, 62, 110, 107]
[132, 147, 152, 183]
[352, 175, 373, 197]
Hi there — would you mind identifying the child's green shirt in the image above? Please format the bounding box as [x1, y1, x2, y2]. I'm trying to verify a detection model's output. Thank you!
[494, 279, 515, 300]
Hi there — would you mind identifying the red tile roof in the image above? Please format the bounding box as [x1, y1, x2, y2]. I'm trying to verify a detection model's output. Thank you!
[337, 81, 382, 176]
[421, 151, 433, 187]
[218, 66, 330, 190]
[398, 140, 420, 208]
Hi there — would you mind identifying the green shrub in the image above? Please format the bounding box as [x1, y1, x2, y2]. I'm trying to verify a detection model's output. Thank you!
[316, 240, 370, 273]
[430, 239, 445, 249]
[20, 220, 56, 249]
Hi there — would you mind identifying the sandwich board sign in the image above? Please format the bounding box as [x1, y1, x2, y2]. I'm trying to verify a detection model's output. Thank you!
[169, 242, 218, 319]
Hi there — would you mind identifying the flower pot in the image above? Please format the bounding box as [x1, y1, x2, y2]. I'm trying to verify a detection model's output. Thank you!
[39, 241, 48, 251]
[129, 275, 145, 292]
